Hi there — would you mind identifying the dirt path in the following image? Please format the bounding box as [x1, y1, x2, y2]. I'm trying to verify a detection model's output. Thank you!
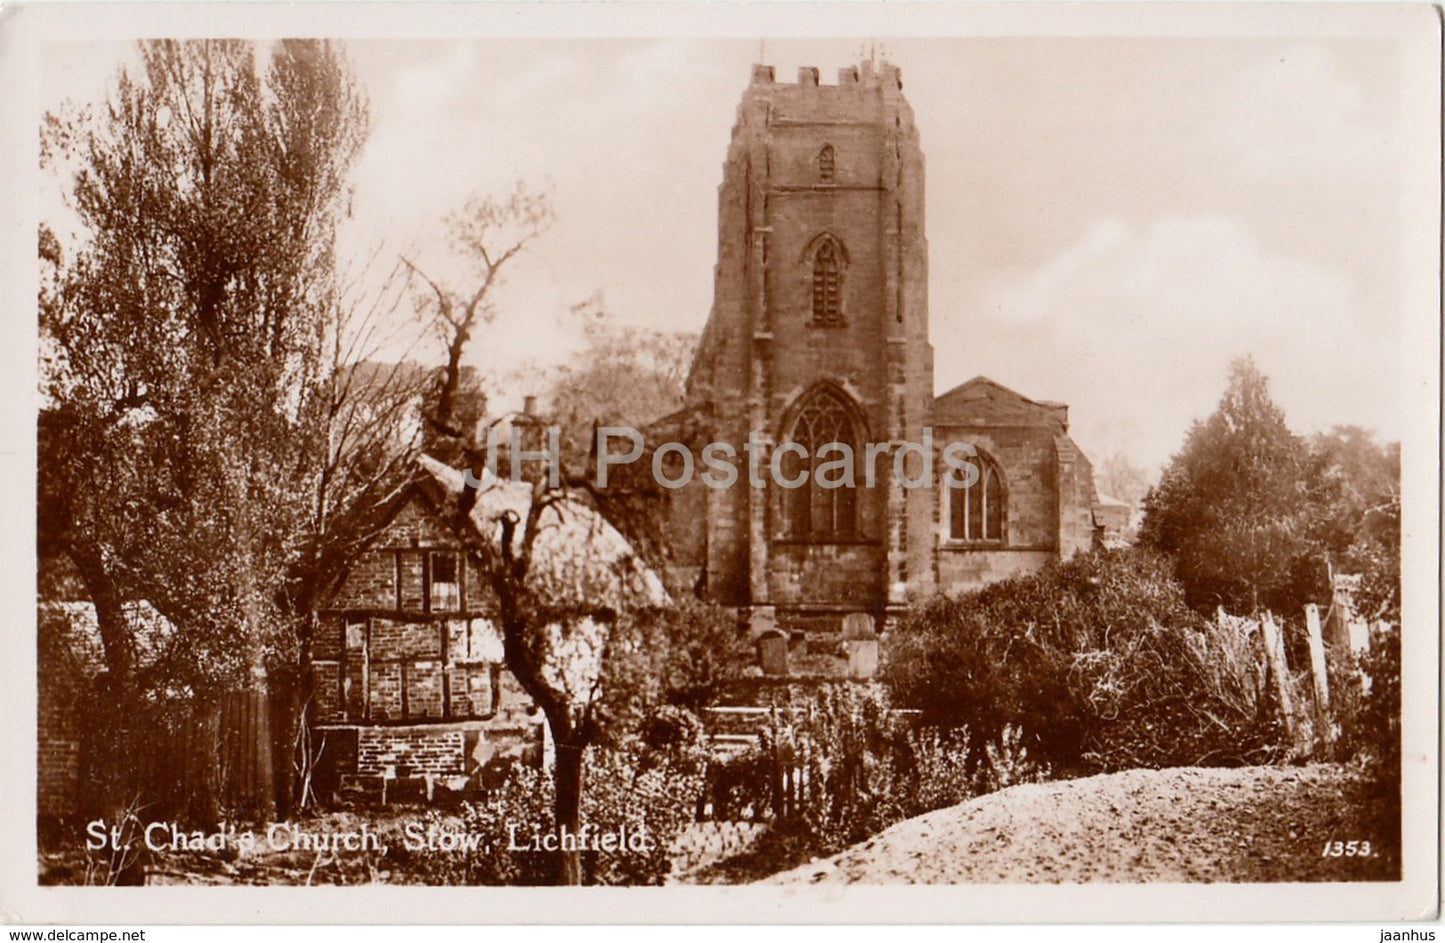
[768, 764, 1398, 884]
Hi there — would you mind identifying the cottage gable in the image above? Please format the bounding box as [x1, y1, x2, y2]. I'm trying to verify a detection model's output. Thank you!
[312, 487, 505, 726]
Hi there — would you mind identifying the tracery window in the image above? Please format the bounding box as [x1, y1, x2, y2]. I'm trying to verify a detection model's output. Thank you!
[948, 457, 1006, 542]
[783, 387, 859, 540]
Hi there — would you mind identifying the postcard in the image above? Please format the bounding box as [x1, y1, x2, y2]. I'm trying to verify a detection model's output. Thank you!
[2, 0, 1439, 925]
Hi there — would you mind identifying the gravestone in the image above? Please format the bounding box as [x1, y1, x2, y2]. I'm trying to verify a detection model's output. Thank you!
[757, 631, 788, 676]
[840, 611, 879, 679]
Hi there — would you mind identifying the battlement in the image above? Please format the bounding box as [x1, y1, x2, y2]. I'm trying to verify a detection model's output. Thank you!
[748, 60, 903, 91]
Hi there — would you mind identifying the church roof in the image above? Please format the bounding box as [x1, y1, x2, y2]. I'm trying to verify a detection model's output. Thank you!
[930, 376, 1070, 430]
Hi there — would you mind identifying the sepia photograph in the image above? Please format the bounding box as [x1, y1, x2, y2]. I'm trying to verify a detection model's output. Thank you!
[3, 0, 1439, 926]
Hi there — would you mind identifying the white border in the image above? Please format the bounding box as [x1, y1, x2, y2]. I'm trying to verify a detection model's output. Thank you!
[1, 1, 1438, 925]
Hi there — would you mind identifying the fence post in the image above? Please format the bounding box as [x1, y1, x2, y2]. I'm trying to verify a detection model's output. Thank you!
[1304, 604, 1333, 746]
[1261, 613, 1297, 746]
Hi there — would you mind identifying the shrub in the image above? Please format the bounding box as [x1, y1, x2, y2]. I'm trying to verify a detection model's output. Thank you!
[886, 548, 1281, 774]
[1329, 626, 1401, 781]
[405, 713, 707, 886]
[701, 747, 775, 822]
[700, 686, 1009, 861]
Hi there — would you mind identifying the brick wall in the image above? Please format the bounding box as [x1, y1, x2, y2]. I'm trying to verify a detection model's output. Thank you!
[37, 674, 82, 819]
[356, 726, 466, 777]
[331, 671, 543, 781]
[329, 498, 492, 613]
[37, 607, 96, 820]
[312, 614, 510, 724]
[333, 547, 396, 609]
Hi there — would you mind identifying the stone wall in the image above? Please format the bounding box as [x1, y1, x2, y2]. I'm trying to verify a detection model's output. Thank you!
[932, 425, 1060, 550]
[685, 61, 933, 616]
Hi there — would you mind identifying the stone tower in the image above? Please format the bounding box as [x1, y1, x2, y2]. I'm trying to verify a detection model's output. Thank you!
[685, 61, 936, 631]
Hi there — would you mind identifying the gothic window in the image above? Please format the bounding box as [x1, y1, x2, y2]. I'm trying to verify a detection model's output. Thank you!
[948, 457, 1006, 542]
[811, 237, 844, 325]
[818, 144, 836, 182]
[784, 387, 860, 540]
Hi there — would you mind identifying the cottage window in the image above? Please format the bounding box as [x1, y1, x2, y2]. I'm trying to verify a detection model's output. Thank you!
[428, 551, 460, 612]
[784, 387, 860, 540]
[811, 238, 843, 325]
[344, 614, 367, 650]
[948, 458, 1005, 542]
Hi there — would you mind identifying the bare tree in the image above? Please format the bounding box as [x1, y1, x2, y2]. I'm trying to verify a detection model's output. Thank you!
[431, 463, 664, 885]
[402, 181, 556, 440]
[407, 185, 685, 884]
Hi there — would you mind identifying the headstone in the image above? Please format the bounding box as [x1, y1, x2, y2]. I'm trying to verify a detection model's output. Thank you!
[757, 631, 788, 676]
[748, 606, 778, 641]
[847, 639, 879, 679]
[841, 612, 876, 640]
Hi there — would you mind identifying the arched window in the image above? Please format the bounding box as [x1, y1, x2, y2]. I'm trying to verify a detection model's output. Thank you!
[784, 388, 860, 540]
[948, 457, 1006, 542]
[811, 238, 843, 325]
[818, 144, 836, 182]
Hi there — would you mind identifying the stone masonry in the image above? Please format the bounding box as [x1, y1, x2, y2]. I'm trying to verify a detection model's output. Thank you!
[671, 61, 1106, 675]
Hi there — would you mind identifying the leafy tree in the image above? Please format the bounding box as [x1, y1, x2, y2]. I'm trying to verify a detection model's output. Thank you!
[39, 39, 375, 818]
[1095, 449, 1151, 507]
[537, 295, 696, 462]
[1297, 426, 1400, 622]
[1138, 356, 1311, 615]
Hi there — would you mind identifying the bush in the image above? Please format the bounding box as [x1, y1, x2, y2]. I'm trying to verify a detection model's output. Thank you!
[404, 713, 707, 886]
[700, 686, 1025, 861]
[886, 548, 1281, 774]
[1329, 626, 1401, 782]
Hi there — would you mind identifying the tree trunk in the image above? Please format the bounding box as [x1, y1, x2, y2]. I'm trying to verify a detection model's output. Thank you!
[248, 669, 277, 821]
[553, 738, 585, 886]
[68, 546, 136, 685]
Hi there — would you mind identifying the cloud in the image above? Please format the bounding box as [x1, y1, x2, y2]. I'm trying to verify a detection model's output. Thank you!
[951, 215, 1398, 474]
[1224, 44, 1397, 185]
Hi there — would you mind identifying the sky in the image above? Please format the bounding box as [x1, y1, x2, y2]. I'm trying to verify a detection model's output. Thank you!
[39, 31, 1411, 477]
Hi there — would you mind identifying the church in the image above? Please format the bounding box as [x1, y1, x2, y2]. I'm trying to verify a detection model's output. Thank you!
[652, 60, 1108, 659]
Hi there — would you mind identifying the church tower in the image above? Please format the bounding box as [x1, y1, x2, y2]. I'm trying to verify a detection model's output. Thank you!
[686, 61, 936, 632]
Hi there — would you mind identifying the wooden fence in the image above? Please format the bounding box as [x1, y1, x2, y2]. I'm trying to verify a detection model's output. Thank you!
[700, 596, 1393, 822]
[79, 682, 294, 823]
[1242, 603, 1392, 759]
